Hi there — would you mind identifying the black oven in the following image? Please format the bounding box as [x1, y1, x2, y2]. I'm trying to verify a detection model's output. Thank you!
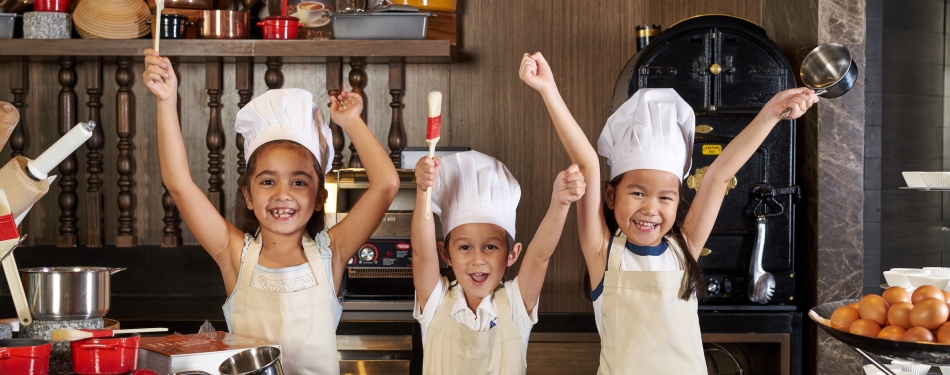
[613, 15, 801, 310]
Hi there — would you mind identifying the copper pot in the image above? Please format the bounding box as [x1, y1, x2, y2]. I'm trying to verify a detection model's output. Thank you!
[196, 10, 247, 39]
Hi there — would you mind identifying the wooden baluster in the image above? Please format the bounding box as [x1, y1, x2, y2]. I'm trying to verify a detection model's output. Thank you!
[161, 58, 182, 248]
[9, 57, 28, 160]
[387, 60, 405, 168]
[85, 57, 104, 247]
[116, 57, 137, 248]
[236, 57, 253, 176]
[265, 57, 283, 90]
[206, 58, 225, 214]
[57, 56, 78, 248]
[327, 61, 343, 170]
[9, 57, 28, 236]
[347, 58, 366, 168]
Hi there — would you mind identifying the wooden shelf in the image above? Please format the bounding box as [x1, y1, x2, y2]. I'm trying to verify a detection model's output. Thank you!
[0, 39, 455, 63]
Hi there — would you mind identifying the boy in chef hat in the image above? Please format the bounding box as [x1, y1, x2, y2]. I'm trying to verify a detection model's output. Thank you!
[142, 49, 399, 375]
[412, 150, 585, 374]
[520, 51, 817, 374]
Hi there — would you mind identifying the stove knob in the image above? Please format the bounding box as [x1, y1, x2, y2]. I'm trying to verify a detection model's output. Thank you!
[359, 246, 377, 262]
[707, 278, 720, 295]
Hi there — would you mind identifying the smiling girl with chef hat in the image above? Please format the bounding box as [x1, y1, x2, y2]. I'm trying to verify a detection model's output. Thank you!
[142, 49, 399, 374]
[412, 150, 584, 374]
[520, 52, 817, 374]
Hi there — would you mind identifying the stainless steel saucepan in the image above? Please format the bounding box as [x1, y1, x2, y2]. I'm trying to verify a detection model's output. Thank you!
[19, 266, 125, 321]
[172, 346, 283, 375]
[780, 43, 859, 119]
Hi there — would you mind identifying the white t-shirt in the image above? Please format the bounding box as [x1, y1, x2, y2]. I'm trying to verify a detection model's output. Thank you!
[591, 238, 681, 334]
[414, 276, 538, 349]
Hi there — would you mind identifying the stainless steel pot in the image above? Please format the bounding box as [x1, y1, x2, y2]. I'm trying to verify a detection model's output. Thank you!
[800, 43, 858, 99]
[19, 267, 124, 321]
[219, 346, 282, 375]
[196, 10, 249, 39]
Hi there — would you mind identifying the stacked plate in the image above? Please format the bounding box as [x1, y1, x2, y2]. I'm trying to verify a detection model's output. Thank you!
[903, 171, 950, 189]
[73, 0, 151, 39]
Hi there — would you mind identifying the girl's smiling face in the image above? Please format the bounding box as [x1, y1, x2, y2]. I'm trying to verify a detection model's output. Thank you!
[438, 223, 522, 311]
[605, 169, 681, 246]
[243, 144, 325, 236]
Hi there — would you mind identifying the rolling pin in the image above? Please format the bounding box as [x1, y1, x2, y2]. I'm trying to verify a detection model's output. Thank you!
[0, 121, 95, 221]
[0, 102, 20, 154]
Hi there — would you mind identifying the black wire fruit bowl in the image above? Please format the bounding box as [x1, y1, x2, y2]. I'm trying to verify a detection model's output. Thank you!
[810, 299, 950, 369]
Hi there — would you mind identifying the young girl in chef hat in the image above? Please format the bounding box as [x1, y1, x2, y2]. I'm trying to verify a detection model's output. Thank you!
[412, 150, 584, 374]
[520, 52, 817, 374]
[142, 49, 399, 374]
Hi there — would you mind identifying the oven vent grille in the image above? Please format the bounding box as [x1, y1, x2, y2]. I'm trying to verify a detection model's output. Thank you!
[348, 267, 413, 279]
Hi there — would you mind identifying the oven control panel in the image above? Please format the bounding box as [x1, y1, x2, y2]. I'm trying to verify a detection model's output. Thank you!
[347, 238, 412, 268]
[703, 274, 749, 302]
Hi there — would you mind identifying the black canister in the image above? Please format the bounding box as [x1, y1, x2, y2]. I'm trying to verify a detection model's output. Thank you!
[148, 14, 193, 39]
[636, 24, 660, 52]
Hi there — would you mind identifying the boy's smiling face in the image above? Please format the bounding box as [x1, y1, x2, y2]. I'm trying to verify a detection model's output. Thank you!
[438, 223, 522, 311]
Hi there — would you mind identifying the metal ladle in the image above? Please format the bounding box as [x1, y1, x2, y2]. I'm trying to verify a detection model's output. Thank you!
[780, 43, 859, 119]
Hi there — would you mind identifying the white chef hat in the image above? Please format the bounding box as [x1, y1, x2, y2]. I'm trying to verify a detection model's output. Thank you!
[432, 151, 521, 239]
[597, 88, 695, 181]
[235, 88, 334, 174]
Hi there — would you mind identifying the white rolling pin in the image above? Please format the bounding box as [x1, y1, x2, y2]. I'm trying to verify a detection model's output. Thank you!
[27, 121, 95, 180]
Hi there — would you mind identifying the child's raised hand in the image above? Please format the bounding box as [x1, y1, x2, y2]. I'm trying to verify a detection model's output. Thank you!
[520, 52, 556, 93]
[415, 156, 441, 192]
[768, 88, 819, 120]
[553, 164, 585, 206]
[141, 49, 177, 103]
[329, 90, 364, 126]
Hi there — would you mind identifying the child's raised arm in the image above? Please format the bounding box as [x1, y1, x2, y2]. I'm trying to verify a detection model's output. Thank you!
[142, 49, 244, 282]
[681, 88, 818, 259]
[411, 156, 442, 312]
[520, 52, 609, 281]
[326, 92, 400, 291]
[517, 164, 585, 315]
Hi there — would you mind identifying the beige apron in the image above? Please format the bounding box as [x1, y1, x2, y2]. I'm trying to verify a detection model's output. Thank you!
[597, 233, 706, 375]
[422, 284, 526, 375]
[231, 234, 340, 375]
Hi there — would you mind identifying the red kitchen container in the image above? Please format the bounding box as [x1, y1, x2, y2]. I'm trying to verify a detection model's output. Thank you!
[257, 16, 300, 39]
[33, 0, 68, 12]
[70, 333, 140, 375]
[0, 339, 51, 375]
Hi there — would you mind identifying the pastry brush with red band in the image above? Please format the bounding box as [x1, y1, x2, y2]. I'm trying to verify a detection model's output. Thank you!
[425, 91, 442, 220]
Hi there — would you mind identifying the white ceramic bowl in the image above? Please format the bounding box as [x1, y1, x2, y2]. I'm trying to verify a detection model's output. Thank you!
[903, 171, 926, 188]
[884, 271, 912, 288]
[907, 274, 950, 289]
[925, 267, 950, 277]
[920, 172, 950, 188]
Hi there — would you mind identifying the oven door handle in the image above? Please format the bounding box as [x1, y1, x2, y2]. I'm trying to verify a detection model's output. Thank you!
[747, 216, 776, 304]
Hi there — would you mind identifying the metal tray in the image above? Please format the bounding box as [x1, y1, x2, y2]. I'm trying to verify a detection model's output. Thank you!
[810, 299, 950, 366]
[330, 12, 433, 40]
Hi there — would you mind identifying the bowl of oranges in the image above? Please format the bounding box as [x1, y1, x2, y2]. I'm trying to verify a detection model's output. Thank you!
[810, 285, 950, 365]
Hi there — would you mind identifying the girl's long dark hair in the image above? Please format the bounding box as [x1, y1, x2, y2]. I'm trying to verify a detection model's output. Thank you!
[585, 172, 708, 301]
[234, 140, 327, 238]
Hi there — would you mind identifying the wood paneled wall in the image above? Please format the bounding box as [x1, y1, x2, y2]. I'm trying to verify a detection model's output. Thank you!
[0, 0, 761, 313]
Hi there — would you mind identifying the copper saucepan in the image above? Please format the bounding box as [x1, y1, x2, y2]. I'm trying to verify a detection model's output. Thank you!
[196, 10, 248, 39]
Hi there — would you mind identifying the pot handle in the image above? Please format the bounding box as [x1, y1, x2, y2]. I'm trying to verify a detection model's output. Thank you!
[256, 21, 264, 26]
[80, 343, 117, 350]
[110, 267, 126, 275]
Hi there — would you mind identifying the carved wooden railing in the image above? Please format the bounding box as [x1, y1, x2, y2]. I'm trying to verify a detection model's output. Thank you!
[0, 39, 452, 247]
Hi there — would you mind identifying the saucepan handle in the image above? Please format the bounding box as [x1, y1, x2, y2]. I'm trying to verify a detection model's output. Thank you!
[110, 267, 126, 275]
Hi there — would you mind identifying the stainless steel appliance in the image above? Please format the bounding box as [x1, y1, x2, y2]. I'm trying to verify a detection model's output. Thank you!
[326, 169, 424, 312]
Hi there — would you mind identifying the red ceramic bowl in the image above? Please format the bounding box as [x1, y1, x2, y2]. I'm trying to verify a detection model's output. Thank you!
[257, 16, 300, 39]
[0, 339, 51, 375]
[70, 333, 140, 375]
[33, 0, 68, 12]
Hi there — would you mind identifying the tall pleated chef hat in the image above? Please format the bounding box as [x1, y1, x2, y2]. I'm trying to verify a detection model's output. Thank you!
[432, 150, 521, 239]
[235, 88, 334, 174]
[597, 88, 695, 181]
